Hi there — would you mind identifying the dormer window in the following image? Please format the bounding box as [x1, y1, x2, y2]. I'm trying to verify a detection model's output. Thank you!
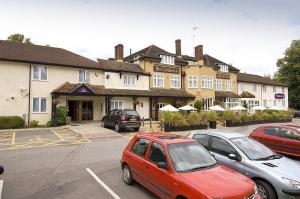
[219, 64, 228, 72]
[160, 55, 175, 65]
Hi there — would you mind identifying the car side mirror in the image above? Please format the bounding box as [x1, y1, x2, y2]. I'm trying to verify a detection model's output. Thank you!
[157, 162, 168, 170]
[228, 154, 242, 161]
[0, 165, 4, 175]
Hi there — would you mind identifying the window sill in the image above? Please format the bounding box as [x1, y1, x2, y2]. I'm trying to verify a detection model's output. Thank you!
[32, 112, 48, 114]
[32, 79, 48, 82]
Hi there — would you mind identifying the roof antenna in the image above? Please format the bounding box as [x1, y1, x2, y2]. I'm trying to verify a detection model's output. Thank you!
[130, 48, 132, 55]
[192, 26, 198, 56]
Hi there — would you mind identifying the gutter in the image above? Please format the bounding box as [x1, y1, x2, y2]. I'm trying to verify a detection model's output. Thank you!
[28, 64, 32, 125]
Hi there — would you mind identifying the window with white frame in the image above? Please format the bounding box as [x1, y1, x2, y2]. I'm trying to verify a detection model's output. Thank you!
[153, 74, 164, 87]
[239, 82, 244, 91]
[201, 76, 213, 89]
[253, 83, 257, 92]
[273, 86, 276, 93]
[158, 103, 167, 109]
[262, 85, 266, 92]
[33, 65, 47, 81]
[79, 69, 90, 83]
[111, 100, 122, 110]
[171, 76, 180, 88]
[188, 76, 198, 88]
[219, 64, 228, 72]
[226, 80, 232, 91]
[32, 97, 47, 113]
[160, 55, 175, 65]
[188, 61, 194, 65]
[123, 75, 135, 86]
[215, 79, 222, 91]
[203, 98, 213, 110]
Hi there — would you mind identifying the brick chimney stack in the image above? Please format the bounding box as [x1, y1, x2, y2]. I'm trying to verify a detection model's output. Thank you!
[175, 39, 181, 56]
[195, 45, 203, 61]
[115, 44, 124, 61]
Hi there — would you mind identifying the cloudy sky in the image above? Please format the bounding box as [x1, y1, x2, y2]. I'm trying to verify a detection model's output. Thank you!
[0, 0, 299, 75]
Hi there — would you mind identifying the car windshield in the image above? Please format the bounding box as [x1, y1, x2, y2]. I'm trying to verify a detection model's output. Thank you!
[124, 110, 139, 116]
[168, 141, 218, 172]
[231, 137, 279, 160]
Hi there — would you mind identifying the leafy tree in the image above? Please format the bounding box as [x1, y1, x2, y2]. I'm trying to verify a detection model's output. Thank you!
[274, 40, 300, 109]
[7, 33, 33, 44]
[194, 99, 203, 111]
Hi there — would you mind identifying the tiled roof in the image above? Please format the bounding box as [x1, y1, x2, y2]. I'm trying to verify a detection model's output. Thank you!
[124, 45, 188, 65]
[215, 91, 241, 98]
[0, 40, 103, 69]
[240, 91, 255, 98]
[237, 73, 288, 86]
[97, 59, 149, 75]
[52, 82, 195, 98]
[204, 54, 240, 72]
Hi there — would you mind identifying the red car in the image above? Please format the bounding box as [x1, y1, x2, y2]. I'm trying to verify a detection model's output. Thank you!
[121, 133, 260, 199]
[250, 125, 300, 158]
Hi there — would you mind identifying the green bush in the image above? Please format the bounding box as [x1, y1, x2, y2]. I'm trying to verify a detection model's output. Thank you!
[194, 100, 203, 111]
[240, 113, 251, 122]
[47, 120, 52, 127]
[29, 120, 39, 127]
[187, 112, 200, 126]
[56, 106, 69, 125]
[207, 111, 218, 122]
[163, 112, 173, 126]
[0, 116, 25, 129]
[170, 112, 186, 127]
[222, 110, 235, 121]
[199, 111, 208, 124]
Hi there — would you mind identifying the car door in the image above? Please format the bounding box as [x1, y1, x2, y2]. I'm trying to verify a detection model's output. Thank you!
[127, 138, 150, 186]
[106, 110, 114, 127]
[143, 142, 174, 199]
[258, 127, 283, 152]
[209, 136, 245, 174]
[279, 128, 300, 157]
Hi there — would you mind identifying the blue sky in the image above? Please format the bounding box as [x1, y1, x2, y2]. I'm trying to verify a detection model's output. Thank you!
[0, 0, 299, 75]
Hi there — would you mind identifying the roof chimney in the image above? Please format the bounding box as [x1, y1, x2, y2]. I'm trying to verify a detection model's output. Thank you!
[115, 44, 124, 61]
[195, 45, 203, 61]
[175, 39, 181, 56]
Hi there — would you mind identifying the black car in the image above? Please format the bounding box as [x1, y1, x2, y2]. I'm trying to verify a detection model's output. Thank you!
[0, 165, 4, 175]
[102, 109, 141, 132]
[294, 110, 300, 118]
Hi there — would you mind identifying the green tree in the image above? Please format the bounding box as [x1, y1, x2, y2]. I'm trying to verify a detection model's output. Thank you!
[194, 99, 203, 111]
[7, 33, 33, 44]
[274, 40, 300, 109]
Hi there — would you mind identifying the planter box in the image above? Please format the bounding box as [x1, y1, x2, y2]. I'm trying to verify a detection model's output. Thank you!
[209, 121, 217, 129]
[226, 119, 292, 127]
[164, 124, 207, 132]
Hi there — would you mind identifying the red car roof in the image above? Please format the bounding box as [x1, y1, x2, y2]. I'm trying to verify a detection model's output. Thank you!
[136, 132, 193, 145]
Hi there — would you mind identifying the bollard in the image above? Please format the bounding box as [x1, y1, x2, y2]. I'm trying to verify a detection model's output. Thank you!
[150, 118, 152, 128]
[142, 117, 144, 126]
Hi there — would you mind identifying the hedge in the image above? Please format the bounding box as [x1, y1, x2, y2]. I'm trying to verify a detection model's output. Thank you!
[0, 116, 25, 129]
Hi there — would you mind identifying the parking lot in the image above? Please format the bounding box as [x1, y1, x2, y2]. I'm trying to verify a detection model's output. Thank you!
[0, 119, 299, 199]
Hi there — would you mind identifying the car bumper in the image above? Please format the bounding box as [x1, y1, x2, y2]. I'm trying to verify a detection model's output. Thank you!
[120, 121, 141, 129]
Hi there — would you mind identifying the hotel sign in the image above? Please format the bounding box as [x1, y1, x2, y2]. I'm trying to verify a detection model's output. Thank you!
[216, 72, 230, 79]
[275, 93, 285, 99]
[154, 65, 180, 74]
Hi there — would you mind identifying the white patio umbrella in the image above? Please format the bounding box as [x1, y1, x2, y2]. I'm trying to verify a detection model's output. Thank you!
[159, 104, 179, 112]
[251, 105, 266, 111]
[230, 105, 247, 111]
[178, 105, 198, 111]
[269, 106, 282, 110]
[209, 105, 225, 111]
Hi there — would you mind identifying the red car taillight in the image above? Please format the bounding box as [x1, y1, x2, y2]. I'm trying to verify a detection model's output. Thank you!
[120, 115, 126, 121]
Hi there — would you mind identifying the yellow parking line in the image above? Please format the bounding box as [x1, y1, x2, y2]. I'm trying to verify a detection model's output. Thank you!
[11, 132, 16, 144]
[51, 129, 65, 141]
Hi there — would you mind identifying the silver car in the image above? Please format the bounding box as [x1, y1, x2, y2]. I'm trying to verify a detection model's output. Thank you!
[188, 131, 300, 199]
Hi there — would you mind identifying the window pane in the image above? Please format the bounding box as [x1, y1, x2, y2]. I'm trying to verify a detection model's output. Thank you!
[149, 142, 167, 164]
[33, 98, 39, 112]
[79, 69, 85, 82]
[135, 139, 150, 157]
[85, 71, 90, 82]
[211, 137, 237, 156]
[40, 66, 47, 80]
[193, 134, 210, 149]
[33, 66, 39, 80]
[264, 128, 279, 136]
[41, 98, 46, 112]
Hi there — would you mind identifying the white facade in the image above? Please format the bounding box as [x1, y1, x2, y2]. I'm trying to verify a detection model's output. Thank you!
[238, 81, 288, 110]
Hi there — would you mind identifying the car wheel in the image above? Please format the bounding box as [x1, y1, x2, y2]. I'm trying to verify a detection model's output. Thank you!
[122, 164, 133, 185]
[115, 123, 121, 132]
[256, 180, 276, 199]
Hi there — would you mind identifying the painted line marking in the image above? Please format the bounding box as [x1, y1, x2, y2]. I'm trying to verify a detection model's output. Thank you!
[86, 168, 121, 199]
[11, 132, 16, 144]
[0, 180, 3, 199]
[51, 130, 65, 141]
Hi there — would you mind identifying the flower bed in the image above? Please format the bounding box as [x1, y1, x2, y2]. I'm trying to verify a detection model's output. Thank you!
[164, 124, 207, 132]
[226, 118, 292, 127]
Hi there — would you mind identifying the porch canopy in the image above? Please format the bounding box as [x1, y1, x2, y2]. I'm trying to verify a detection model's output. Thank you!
[178, 105, 198, 111]
[240, 91, 255, 98]
[159, 104, 179, 112]
[209, 105, 225, 111]
[52, 82, 195, 99]
[230, 105, 247, 111]
[251, 105, 266, 111]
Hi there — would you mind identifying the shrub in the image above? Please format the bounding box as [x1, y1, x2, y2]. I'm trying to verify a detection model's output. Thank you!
[222, 110, 235, 121]
[0, 116, 25, 129]
[29, 120, 39, 127]
[207, 111, 218, 122]
[194, 100, 203, 111]
[56, 106, 69, 125]
[187, 112, 200, 126]
[240, 113, 251, 122]
[47, 120, 53, 127]
[199, 111, 208, 124]
[163, 112, 173, 126]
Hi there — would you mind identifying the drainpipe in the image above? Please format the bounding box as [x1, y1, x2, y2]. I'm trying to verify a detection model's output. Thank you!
[28, 64, 32, 126]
